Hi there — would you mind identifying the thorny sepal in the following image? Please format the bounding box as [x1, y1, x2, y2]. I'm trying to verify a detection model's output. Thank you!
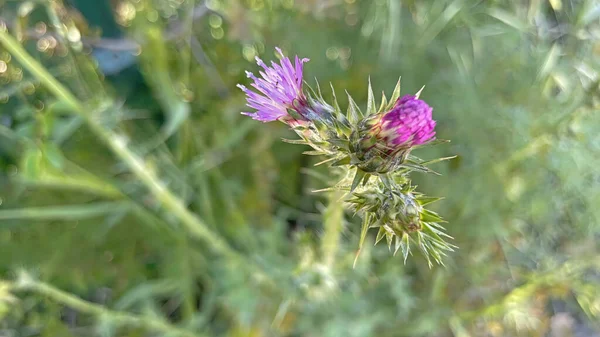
[347, 180, 456, 267]
[354, 213, 373, 268]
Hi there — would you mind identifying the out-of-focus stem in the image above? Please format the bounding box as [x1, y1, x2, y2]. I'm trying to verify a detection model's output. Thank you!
[0, 30, 241, 265]
[0, 29, 81, 113]
[9, 277, 200, 337]
[321, 191, 345, 268]
[85, 117, 239, 259]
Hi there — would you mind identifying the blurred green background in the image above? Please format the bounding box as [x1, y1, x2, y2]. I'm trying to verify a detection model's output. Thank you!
[0, 0, 599, 336]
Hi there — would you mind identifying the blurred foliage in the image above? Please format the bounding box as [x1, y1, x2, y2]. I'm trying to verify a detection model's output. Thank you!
[0, 0, 599, 336]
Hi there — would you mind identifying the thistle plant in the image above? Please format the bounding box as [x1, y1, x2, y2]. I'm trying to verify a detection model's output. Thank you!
[239, 48, 456, 267]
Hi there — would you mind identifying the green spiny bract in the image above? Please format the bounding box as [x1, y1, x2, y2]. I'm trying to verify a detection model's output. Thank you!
[347, 180, 456, 267]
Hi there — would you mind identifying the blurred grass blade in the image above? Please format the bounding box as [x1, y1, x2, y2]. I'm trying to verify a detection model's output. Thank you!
[537, 44, 560, 81]
[322, 191, 344, 267]
[487, 8, 528, 31]
[140, 26, 190, 138]
[0, 202, 130, 221]
[420, 0, 465, 46]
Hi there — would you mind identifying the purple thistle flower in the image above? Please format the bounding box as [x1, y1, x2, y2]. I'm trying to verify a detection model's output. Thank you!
[351, 95, 436, 173]
[238, 47, 309, 122]
[377, 95, 436, 147]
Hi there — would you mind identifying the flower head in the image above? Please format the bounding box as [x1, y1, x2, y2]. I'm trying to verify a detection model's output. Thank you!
[238, 48, 309, 122]
[350, 94, 436, 173]
[378, 95, 436, 146]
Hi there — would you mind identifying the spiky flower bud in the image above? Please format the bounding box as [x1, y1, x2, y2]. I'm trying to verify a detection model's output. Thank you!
[348, 188, 423, 235]
[348, 186, 454, 266]
[349, 95, 436, 173]
[379, 95, 436, 146]
[389, 194, 423, 233]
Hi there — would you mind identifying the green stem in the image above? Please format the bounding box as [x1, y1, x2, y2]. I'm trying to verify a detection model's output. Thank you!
[0, 29, 81, 113]
[321, 191, 344, 268]
[0, 201, 128, 221]
[85, 117, 238, 258]
[10, 279, 200, 337]
[0, 30, 238, 262]
[21, 174, 123, 199]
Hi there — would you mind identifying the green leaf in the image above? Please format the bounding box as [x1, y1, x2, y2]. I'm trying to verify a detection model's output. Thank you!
[366, 77, 376, 115]
[141, 27, 190, 138]
[420, 0, 465, 46]
[416, 196, 444, 206]
[394, 235, 401, 256]
[449, 316, 472, 337]
[351, 168, 367, 192]
[378, 91, 388, 113]
[361, 173, 372, 187]
[354, 213, 372, 268]
[114, 280, 179, 310]
[386, 231, 393, 250]
[327, 137, 350, 149]
[312, 185, 347, 193]
[47, 99, 79, 115]
[21, 147, 43, 179]
[0, 202, 130, 222]
[400, 233, 411, 263]
[162, 101, 191, 138]
[303, 150, 325, 156]
[537, 43, 560, 80]
[52, 116, 84, 145]
[380, 174, 395, 190]
[14, 121, 35, 139]
[332, 112, 352, 137]
[375, 226, 386, 244]
[427, 241, 445, 265]
[487, 8, 529, 32]
[400, 162, 441, 175]
[41, 143, 65, 169]
[357, 213, 371, 249]
[314, 78, 325, 100]
[579, 1, 600, 26]
[420, 209, 445, 223]
[415, 85, 425, 99]
[281, 138, 308, 145]
[417, 232, 434, 268]
[303, 81, 320, 100]
[423, 225, 453, 244]
[419, 155, 458, 166]
[331, 156, 351, 166]
[387, 77, 402, 109]
[411, 139, 451, 150]
[315, 156, 341, 166]
[329, 82, 342, 114]
[346, 90, 363, 123]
